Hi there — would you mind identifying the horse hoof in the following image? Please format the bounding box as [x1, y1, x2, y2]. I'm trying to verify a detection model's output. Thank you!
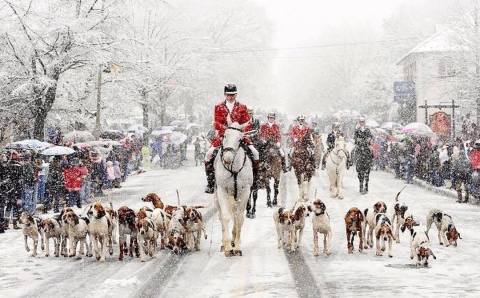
[246, 213, 251, 219]
[338, 196, 344, 200]
[251, 213, 256, 219]
[272, 200, 278, 206]
[225, 250, 235, 257]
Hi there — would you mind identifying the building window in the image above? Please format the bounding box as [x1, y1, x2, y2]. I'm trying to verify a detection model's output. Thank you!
[438, 58, 457, 78]
[404, 61, 416, 81]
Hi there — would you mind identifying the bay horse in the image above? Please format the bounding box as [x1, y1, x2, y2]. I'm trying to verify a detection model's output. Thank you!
[290, 134, 316, 202]
[214, 122, 253, 257]
[246, 141, 282, 218]
[325, 136, 348, 199]
[354, 140, 373, 194]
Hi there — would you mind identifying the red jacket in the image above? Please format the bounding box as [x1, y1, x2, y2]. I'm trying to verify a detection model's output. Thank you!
[211, 101, 252, 147]
[63, 166, 88, 192]
[470, 149, 480, 170]
[260, 123, 281, 143]
[289, 125, 311, 143]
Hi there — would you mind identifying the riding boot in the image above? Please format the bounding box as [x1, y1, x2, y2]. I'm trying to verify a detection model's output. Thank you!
[0, 219, 5, 233]
[204, 160, 216, 194]
[281, 156, 288, 173]
[359, 184, 364, 194]
[251, 160, 260, 191]
[365, 182, 369, 193]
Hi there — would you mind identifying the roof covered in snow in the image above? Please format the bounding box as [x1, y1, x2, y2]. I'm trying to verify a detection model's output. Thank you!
[396, 29, 469, 65]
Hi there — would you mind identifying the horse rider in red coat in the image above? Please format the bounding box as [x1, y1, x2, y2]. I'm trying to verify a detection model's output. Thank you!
[259, 112, 288, 172]
[288, 115, 315, 157]
[289, 115, 313, 146]
[204, 83, 260, 194]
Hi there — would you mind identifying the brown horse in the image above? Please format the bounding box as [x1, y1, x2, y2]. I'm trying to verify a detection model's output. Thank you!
[246, 141, 282, 218]
[290, 134, 316, 201]
[264, 141, 283, 206]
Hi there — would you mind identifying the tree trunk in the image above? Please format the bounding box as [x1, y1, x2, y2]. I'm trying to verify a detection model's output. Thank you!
[33, 79, 59, 140]
[142, 102, 149, 129]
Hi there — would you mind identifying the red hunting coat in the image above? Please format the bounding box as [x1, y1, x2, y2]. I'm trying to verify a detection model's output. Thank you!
[260, 123, 281, 143]
[211, 101, 252, 147]
[289, 125, 311, 143]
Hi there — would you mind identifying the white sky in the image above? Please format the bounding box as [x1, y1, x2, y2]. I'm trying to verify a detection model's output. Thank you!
[249, 0, 405, 113]
[254, 0, 404, 47]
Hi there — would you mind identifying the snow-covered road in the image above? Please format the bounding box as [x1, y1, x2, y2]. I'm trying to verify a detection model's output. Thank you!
[1, 162, 480, 297]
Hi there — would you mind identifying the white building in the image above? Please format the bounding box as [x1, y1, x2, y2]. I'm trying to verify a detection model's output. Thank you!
[396, 29, 474, 124]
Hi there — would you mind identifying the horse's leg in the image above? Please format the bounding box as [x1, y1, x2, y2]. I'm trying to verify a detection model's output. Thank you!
[233, 192, 249, 256]
[338, 168, 345, 199]
[365, 167, 370, 193]
[252, 190, 257, 218]
[266, 183, 272, 208]
[327, 167, 336, 197]
[273, 178, 279, 206]
[246, 191, 252, 218]
[215, 191, 228, 253]
[358, 169, 364, 194]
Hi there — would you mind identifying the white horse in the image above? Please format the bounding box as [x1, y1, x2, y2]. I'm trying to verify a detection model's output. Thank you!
[214, 121, 253, 257]
[325, 136, 348, 199]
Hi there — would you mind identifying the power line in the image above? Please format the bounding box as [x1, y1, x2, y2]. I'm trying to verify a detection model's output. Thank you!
[203, 36, 425, 54]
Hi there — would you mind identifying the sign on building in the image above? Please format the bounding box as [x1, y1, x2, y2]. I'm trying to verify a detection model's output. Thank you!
[394, 81, 416, 124]
[393, 81, 415, 103]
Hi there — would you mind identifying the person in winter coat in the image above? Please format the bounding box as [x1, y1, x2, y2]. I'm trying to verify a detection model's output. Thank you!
[4, 151, 24, 229]
[105, 161, 115, 189]
[469, 140, 480, 171]
[113, 161, 122, 188]
[20, 151, 37, 215]
[90, 151, 107, 196]
[428, 146, 443, 187]
[63, 158, 88, 208]
[452, 149, 471, 203]
[46, 156, 65, 213]
[0, 153, 8, 232]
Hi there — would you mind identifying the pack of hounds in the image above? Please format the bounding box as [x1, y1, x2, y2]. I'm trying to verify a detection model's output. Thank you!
[273, 189, 462, 267]
[19, 193, 207, 262]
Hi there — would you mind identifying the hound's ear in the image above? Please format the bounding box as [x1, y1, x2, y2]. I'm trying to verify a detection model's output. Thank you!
[401, 225, 406, 233]
[458, 233, 462, 239]
[413, 221, 420, 226]
[307, 205, 313, 212]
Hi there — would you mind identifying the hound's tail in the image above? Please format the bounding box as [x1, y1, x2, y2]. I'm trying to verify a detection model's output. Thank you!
[395, 185, 407, 202]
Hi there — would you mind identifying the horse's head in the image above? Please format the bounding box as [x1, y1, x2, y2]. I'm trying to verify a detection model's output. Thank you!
[222, 122, 248, 165]
[335, 136, 346, 149]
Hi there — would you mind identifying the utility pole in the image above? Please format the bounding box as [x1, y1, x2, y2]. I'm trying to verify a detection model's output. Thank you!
[94, 64, 102, 140]
[475, 1, 480, 126]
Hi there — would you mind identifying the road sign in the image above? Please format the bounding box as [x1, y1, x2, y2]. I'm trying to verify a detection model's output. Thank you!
[393, 81, 415, 103]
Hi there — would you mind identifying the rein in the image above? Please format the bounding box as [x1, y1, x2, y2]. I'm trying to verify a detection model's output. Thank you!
[220, 145, 247, 201]
[329, 146, 348, 166]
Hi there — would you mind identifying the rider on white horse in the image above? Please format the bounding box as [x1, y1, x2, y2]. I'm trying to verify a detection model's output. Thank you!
[322, 122, 345, 170]
[259, 112, 288, 173]
[204, 84, 260, 194]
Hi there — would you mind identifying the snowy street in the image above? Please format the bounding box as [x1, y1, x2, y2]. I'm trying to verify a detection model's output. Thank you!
[1, 161, 479, 298]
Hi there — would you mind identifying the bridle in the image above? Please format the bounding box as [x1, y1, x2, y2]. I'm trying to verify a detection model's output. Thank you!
[329, 143, 348, 166]
[220, 126, 247, 201]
